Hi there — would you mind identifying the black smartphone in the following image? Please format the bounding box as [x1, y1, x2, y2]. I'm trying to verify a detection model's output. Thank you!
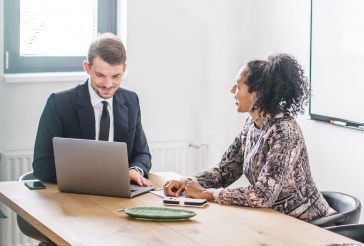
[25, 181, 46, 190]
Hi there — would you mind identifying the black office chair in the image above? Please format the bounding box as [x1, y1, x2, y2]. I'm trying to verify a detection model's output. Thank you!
[17, 171, 57, 246]
[325, 224, 364, 243]
[309, 192, 361, 227]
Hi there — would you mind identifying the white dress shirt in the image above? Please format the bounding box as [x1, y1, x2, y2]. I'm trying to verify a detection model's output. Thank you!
[87, 80, 144, 176]
[88, 80, 114, 141]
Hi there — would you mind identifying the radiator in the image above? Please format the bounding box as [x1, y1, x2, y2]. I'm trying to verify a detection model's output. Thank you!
[0, 150, 39, 246]
[149, 141, 207, 176]
[149, 141, 190, 176]
[0, 142, 207, 246]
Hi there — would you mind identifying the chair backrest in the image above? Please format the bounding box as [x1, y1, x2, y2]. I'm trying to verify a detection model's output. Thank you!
[309, 192, 361, 227]
[17, 171, 37, 181]
[0, 209, 7, 219]
[325, 224, 364, 243]
[323, 192, 361, 225]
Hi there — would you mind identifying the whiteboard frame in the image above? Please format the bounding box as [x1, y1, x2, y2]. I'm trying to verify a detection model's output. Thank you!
[309, 0, 364, 131]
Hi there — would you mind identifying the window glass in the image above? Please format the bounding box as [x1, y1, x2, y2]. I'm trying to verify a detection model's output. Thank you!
[20, 0, 98, 57]
[4, 0, 117, 74]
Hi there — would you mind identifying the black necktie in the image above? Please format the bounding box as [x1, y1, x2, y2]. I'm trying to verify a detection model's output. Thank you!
[99, 101, 110, 141]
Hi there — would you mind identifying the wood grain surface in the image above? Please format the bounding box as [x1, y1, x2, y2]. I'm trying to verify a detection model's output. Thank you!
[0, 172, 360, 246]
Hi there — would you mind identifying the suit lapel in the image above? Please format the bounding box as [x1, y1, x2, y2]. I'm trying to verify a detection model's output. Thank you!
[113, 89, 129, 143]
[76, 80, 96, 140]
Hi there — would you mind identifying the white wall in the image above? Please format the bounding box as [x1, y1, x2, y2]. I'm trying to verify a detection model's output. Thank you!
[125, 0, 249, 175]
[1, 0, 363, 222]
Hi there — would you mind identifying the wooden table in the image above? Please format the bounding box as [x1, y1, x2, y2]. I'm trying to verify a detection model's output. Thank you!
[0, 172, 360, 246]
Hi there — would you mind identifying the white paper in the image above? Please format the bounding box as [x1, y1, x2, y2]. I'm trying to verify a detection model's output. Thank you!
[150, 190, 186, 199]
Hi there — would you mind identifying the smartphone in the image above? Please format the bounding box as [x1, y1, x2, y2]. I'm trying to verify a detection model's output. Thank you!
[25, 181, 46, 190]
[163, 197, 207, 207]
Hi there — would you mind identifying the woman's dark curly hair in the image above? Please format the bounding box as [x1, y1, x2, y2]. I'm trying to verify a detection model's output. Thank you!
[244, 54, 310, 117]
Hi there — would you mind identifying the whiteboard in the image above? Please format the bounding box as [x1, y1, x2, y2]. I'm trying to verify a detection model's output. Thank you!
[310, 0, 364, 125]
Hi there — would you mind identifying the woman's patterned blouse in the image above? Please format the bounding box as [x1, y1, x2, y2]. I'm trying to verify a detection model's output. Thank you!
[193, 113, 332, 221]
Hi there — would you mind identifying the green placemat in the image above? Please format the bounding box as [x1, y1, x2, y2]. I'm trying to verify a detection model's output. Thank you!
[118, 207, 196, 220]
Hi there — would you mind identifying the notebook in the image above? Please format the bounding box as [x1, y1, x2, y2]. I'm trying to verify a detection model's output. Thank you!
[52, 137, 155, 198]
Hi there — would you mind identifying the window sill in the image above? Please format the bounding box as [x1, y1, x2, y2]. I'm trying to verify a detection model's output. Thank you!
[4, 72, 128, 83]
[3, 72, 90, 83]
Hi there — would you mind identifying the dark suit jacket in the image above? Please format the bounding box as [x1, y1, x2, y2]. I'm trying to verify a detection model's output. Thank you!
[33, 80, 151, 183]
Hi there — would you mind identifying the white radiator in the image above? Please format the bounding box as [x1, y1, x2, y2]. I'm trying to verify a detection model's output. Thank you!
[149, 141, 207, 177]
[149, 141, 190, 176]
[0, 150, 39, 246]
[0, 142, 207, 246]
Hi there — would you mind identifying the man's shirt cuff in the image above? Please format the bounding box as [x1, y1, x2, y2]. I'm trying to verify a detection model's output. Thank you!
[129, 166, 144, 176]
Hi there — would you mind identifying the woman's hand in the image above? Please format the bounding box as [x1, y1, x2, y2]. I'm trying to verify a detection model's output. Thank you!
[185, 180, 214, 200]
[164, 179, 189, 197]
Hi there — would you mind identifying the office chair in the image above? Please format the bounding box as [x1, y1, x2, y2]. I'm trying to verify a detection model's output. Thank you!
[17, 171, 37, 181]
[309, 192, 361, 228]
[0, 209, 7, 219]
[17, 171, 57, 246]
[325, 224, 364, 243]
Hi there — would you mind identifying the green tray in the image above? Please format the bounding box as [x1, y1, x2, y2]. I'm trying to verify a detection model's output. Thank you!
[118, 207, 196, 220]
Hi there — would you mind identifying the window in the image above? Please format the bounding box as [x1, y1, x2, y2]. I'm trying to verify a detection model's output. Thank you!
[4, 0, 117, 74]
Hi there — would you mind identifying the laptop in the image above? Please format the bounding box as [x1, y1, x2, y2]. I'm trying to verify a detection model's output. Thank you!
[52, 137, 155, 198]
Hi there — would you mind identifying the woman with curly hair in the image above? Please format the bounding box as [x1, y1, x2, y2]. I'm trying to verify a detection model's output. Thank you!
[164, 54, 335, 221]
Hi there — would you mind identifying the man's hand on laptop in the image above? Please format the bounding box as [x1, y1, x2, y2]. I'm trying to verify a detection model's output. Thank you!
[129, 169, 152, 186]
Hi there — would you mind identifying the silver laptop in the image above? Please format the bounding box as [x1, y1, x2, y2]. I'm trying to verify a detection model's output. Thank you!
[52, 137, 155, 198]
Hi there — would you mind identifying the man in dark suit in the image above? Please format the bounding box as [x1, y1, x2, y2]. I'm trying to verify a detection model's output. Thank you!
[32, 33, 152, 186]
[19, 33, 152, 246]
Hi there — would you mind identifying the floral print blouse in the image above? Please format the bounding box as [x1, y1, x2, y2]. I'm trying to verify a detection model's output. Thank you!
[193, 113, 333, 221]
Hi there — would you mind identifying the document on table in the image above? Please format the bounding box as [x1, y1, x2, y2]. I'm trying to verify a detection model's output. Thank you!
[150, 190, 208, 207]
[150, 188, 215, 199]
[150, 189, 187, 198]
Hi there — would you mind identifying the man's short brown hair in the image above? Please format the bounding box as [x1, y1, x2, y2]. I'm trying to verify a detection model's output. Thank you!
[87, 32, 126, 67]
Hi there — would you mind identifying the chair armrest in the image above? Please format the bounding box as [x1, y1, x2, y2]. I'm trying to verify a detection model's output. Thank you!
[308, 213, 346, 227]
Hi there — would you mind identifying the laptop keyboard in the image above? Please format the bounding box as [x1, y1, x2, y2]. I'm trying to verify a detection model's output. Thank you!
[131, 190, 137, 192]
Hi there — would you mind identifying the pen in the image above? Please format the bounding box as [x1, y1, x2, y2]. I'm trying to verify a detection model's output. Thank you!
[330, 120, 347, 126]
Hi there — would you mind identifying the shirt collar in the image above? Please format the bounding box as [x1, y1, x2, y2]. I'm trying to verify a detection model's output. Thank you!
[88, 79, 113, 107]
